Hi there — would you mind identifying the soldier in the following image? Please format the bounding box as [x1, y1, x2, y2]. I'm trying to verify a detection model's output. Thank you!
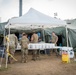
[31, 31, 38, 61]
[50, 32, 58, 56]
[6, 34, 18, 64]
[20, 32, 29, 63]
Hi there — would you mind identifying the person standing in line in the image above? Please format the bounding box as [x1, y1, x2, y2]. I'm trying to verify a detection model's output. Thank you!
[31, 31, 38, 61]
[20, 32, 29, 63]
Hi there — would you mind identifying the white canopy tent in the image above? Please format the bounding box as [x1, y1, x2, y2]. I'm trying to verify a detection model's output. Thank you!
[5, 8, 68, 46]
[5, 8, 68, 45]
[5, 8, 66, 30]
[5, 8, 68, 68]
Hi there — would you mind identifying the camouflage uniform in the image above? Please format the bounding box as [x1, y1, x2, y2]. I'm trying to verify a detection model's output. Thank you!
[6, 34, 18, 63]
[31, 33, 38, 60]
[20, 35, 29, 63]
[51, 35, 58, 44]
[51, 34, 58, 56]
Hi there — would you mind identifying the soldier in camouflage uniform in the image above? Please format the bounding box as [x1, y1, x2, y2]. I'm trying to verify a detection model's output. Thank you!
[6, 34, 18, 63]
[20, 32, 29, 63]
[50, 32, 58, 56]
[31, 31, 38, 61]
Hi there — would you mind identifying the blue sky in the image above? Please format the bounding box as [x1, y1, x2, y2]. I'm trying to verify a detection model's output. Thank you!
[0, 0, 76, 22]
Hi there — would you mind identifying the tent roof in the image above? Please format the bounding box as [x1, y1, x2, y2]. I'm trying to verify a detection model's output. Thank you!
[66, 19, 76, 29]
[5, 8, 66, 30]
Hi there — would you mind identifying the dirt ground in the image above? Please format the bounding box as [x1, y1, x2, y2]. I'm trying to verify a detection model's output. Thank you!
[0, 51, 76, 75]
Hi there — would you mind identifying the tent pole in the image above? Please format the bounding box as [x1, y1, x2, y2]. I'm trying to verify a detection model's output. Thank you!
[68, 34, 72, 47]
[4, 26, 8, 68]
[3, 29, 5, 46]
[3, 28, 6, 68]
[5, 24, 10, 68]
[65, 25, 69, 47]
[42, 28, 47, 54]
[42, 29, 45, 42]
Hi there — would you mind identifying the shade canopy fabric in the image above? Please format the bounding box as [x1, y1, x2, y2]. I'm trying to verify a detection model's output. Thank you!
[5, 8, 66, 30]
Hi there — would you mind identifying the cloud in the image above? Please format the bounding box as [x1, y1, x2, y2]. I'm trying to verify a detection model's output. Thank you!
[0, 0, 76, 22]
[0, 0, 11, 7]
[0, 0, 19, 22]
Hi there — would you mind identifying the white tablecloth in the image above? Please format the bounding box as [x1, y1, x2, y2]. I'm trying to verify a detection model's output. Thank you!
[16, 43, 74, 58]
[16, 43, 73, 51]
[28, 43, 55, 49]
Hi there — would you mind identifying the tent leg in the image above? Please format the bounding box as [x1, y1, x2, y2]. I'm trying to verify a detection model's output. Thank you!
[42, 29, 47, 54]
[42, 29, 45, 42]
[66, 26, 69, 47]
[5, 24, 10, 68]
[68, 34, 72, 47]
[5, 53, 8, 68]
[3, 29, 7, 68]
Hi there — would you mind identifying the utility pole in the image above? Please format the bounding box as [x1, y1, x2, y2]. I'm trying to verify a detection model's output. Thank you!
[19, 0, 22, 17]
